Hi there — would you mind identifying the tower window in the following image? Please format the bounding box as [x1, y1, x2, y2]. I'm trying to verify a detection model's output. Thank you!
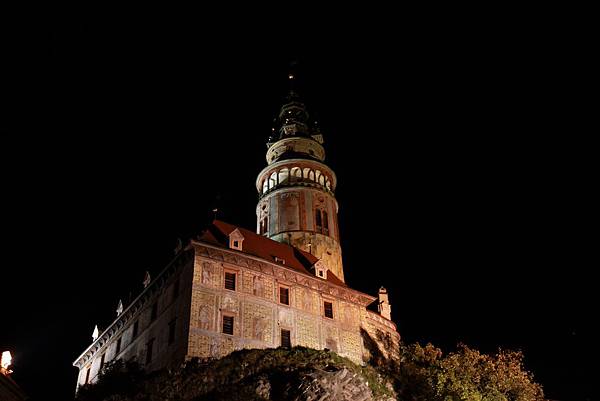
[279, 287, 290, 305]
[281, 329, 291, 348]
[115, 337, 122, 356]
[260, 216, 269, 235]
[322, 211, 329, 235]
[168, 318, 176, 345]
[145, 338, 155, 364]
[315, 209, 322, 232]
[222, 315, 234, 335]
[324, 301, 334, 319]
[85, 367, 90, 384]
[100, 353, 105, 371]
[225, 272, 236, 291]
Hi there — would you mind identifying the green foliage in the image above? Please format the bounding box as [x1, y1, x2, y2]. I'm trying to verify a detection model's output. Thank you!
[75, 359, 145, 401]
[393, 343, 545, 401]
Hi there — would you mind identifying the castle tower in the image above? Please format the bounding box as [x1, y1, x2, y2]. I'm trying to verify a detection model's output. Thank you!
[255, 74, 345, 282]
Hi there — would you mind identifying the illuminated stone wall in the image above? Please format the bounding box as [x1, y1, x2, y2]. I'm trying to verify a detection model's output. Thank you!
[257, 186, 344, 282]
[74, 244, 400, 393]
[187, 244, 399, 365]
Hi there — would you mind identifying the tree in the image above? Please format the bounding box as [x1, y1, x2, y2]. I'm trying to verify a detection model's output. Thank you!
[394, 343, 545, 401]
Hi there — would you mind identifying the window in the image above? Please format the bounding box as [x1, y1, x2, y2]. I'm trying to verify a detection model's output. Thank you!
[225, 272, 236, 291]
[315, 209, 322, 231]
[173, 279, 180, 300]
[146, 338, 155, 364]
[222, 315, 234, 335]
[233, 240, 239, 248]
[324, 301, 334, 319]
[132, 321, 139, 339]
[322, 211, 329, 235]
[279, 287, 289, 305]
[115, 337, 122, 356]
[281, 329, 291, 348]
[85, 367, 90, 384]
[168, 319, 176, 345]
[151, 302, 158, 321]
[318, 270, 324, 277]
[260, 216, 269, 235]
[100, 353, 105, 371]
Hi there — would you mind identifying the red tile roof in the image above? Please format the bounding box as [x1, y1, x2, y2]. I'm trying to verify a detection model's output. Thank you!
[197, 220, 347, 287]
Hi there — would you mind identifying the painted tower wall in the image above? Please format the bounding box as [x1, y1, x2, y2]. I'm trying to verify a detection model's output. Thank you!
[256, 156, 344, 281]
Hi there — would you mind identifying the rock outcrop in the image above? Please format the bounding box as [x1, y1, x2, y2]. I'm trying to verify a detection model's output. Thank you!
[75, 347, 397, 401]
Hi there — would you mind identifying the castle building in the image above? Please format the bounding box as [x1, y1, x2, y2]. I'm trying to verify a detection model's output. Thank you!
[72, 78, 400, 390]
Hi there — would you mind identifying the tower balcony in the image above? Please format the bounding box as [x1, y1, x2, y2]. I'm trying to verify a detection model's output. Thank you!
[256, 159, 337, 200]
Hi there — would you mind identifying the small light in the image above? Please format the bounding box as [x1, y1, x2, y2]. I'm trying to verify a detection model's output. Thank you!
[288, 74, 294, 80]
[1, 351, 12, 374]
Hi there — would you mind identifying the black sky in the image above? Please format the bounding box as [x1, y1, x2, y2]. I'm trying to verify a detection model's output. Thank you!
[1, 8, 594, 401]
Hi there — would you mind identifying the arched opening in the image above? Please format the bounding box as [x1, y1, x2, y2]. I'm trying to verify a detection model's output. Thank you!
[279, 168, 289, 185]
[325, 180, 331, 190]
[309, 170, 315, 181]
[269, 172, 277, 189]
[291, 167, 302, 181]
[262, 179, 269, 194]
[303, 167, 311, 180]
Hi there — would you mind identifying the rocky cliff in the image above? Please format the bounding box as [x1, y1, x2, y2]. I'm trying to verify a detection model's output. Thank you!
[75, 347, 397, 401]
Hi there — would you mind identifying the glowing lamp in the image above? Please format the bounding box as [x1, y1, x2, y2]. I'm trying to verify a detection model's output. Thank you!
[1, 351, 12, 374]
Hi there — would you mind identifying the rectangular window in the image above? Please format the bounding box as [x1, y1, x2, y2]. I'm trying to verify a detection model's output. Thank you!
[324, 301, 334, 319]
[225, 272, 236, 291]
[281, 329, 291, 348]
[132, 321, 139, 339]
[146, 338, 155, 364]
[115, 337, 122, 355]
[222, 315, 234, 335]
[100, 353, 105, 371]
[151, 302, 158, 321]
[279, 287, 289, 305]
[173, 279, 180, 300]
[168, 318, 176, 345]
[85, 367, 90, 384]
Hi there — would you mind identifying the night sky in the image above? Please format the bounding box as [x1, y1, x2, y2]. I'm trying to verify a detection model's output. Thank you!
[1, 9, 593, 401]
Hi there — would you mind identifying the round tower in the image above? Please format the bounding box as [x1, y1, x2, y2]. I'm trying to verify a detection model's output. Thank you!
[255, 75, 345, 282]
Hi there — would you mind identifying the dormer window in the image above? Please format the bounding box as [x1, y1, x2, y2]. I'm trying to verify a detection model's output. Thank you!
[274, 256, 285, 265]
[229, 229, 244, 251]
[314, 260, 327, 279]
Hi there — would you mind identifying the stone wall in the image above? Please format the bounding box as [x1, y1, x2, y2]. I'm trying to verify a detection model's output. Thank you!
[186, 246, 394, 365]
